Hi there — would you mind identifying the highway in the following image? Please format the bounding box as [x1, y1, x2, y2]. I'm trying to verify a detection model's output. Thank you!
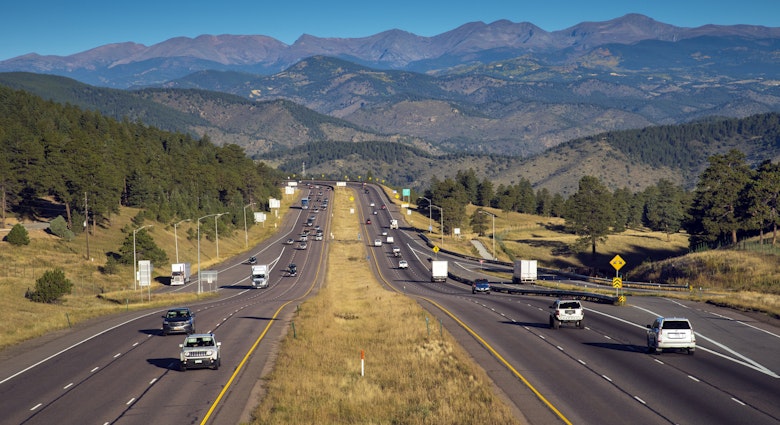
[357, 183, 780, 425]
[0, 186, 331, 425]
[1, 182, 779, 424]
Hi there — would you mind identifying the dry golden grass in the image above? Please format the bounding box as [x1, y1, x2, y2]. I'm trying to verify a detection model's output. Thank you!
[384, 190, 779, 318]
[0, 194, 297, 351]
[249, 187, 523, 425]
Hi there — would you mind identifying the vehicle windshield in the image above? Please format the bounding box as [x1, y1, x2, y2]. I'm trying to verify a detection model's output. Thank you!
[663, 320, 691, 329]
[186, 336, 214, 347]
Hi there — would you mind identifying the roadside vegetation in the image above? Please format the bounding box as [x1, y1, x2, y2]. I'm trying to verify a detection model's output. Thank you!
[249, 186, 522, 425]
[383, 187, 780, 319]
[0, 196, 295, 352]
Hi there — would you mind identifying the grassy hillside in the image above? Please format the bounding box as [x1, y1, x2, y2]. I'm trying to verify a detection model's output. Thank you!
[0, 195, 296, 351]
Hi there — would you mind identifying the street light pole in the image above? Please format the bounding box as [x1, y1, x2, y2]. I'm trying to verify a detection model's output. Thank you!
[173, 219, 191, 264]
[197, 214, 219, 294]
[479, 210, 496, 260]
[133, 225, 152, 291]
[215, 212, 228, 259]
[430, 205, 444, 247]
[243, 203, 256, 248]
[420, 197, 433, 234]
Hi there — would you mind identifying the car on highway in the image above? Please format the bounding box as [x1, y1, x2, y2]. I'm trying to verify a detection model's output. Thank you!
[398, 259, 408, 269]
[179, 333, 221, 371]
[285, 238, 295, 245]
[374, 239, 382, 247]
[248, 256, 257, 264]
[162, 307, 195, 336]
[288, 263, 297, 276]
[366, 219, 371, 225]
[298, 242, 308, 250]
[647, 317, 696, 354]
[369, 202, 375, 207]
[549, 299, 585, 329]
[472, 279, 491, 294]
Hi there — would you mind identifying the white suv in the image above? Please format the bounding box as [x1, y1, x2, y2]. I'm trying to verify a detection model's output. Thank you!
[646, 317, 696, 355]
[179, 333, 222, 371]
[549, 299, 585, 329]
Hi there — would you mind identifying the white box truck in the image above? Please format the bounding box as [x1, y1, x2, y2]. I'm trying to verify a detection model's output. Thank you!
[389, 219, 399, 229]
[170, 263, 191, 286]
[250, 265, 269, 288]
[431, 260, 448, 282]
[386, 236, 394, 244]
[512, 260, 537, 283]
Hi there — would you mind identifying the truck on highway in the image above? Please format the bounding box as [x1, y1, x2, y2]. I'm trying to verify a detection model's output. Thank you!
[250, 265, 269, 288]
[389, 219, 399, 229]
[512, 259, 537, 283]
[431, 260, 448, 282]
[170, 263, 191, 286]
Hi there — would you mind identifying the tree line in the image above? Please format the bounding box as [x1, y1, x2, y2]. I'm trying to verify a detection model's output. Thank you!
[0, 85, 285, 234]
[419, 150, 780, 253]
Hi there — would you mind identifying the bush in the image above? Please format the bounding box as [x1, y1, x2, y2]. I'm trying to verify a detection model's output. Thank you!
[25, 268, 74, 303]
[5, 224, 30, 245]
[49, 216, 75, 241]
[101, 256, 120, 275]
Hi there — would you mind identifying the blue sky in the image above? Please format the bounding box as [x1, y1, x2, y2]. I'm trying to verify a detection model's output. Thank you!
[2, 0, 779, 61]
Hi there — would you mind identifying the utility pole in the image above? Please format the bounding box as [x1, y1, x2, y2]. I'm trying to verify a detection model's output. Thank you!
[84, 192, 90, 260]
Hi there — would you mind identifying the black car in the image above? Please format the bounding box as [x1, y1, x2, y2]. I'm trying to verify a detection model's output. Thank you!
[288, 263, 298, 276]
[162, 307, 195, 336]
[248, 256, 257, 264]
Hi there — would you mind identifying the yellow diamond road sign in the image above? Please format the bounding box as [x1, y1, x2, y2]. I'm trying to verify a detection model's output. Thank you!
[432, 246, 440, 253]
[610, 255, 625, 271]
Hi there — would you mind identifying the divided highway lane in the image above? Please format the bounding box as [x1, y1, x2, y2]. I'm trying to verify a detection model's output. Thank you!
[353, 187, 780, 424]
[0, 196, 330, 425]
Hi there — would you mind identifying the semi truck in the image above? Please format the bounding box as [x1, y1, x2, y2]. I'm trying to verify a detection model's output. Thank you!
[431, 260, 448, 282]
[170, 263, 191, 286]
[250, 265, 269, 288]
[512, 260, 537, 283]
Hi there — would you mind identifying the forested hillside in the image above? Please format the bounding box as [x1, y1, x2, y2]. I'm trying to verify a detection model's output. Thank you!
[0, 85, 284, 230]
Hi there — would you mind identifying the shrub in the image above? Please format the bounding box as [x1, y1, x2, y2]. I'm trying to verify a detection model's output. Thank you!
[49, 216, 75, 241]
[5, 224, 30, 245]
[101, 256, 120, 275]
[25, 268, 74, 303]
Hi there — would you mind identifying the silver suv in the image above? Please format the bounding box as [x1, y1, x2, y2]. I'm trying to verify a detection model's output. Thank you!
[179, 333, 222, 371]
[646, 317, 696, 355]
[549, 299, 585, 329]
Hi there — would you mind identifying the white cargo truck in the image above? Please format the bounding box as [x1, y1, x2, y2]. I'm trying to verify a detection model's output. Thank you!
[170, 263, 191, 286]
[431, 260, 448, 282]
[389, 219, 399, 229]
[250, 265, 269, 288]
[512, 260, 537, 283]
[386, 236, 394, 244]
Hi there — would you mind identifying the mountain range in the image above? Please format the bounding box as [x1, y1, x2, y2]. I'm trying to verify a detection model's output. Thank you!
[1, 14, 780, 193]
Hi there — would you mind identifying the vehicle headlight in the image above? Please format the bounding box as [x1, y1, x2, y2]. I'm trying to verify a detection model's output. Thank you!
[205, 350, 213, 355]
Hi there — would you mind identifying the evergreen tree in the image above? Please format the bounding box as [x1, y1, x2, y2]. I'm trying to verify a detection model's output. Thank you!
[644, 179, 686, 240]
[476, 178, 494, 208]
[686, 150, 753, 247]
[117, 228, 169, 265]
[470, 208, 489, 236]
[742, 160, 780, 246]
[6, 223, 30, 245]
[25, 268, 73, 303]
[564, 176, 615, 255]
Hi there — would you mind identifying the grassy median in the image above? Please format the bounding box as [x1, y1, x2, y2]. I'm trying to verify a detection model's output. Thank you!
[249, 187, 523, 424]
